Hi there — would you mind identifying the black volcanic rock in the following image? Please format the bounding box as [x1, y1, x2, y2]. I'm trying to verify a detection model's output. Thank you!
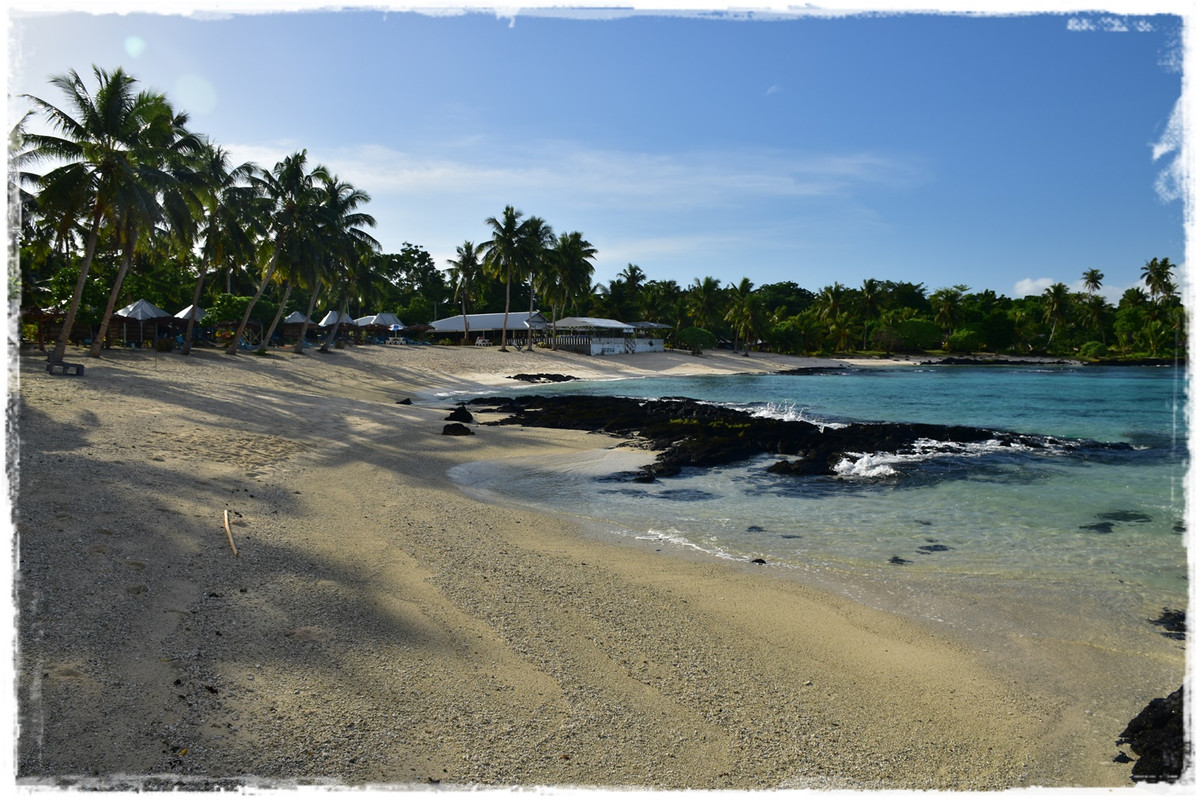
[465, 394, 1123, 483]
[1117, 685, 1185, 782]
[446, 406, 474, 423]
[441, 422, 474, 436]
[508, 373, 578, 384]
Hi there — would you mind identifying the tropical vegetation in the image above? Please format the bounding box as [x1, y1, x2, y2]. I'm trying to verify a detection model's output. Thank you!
[13, 66, 1186, 363]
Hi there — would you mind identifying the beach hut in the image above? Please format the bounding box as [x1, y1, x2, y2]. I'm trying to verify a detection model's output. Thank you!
[175, 305, 206, 322]
[114, 299, 173, 348]
[319, 310, 357, 327]
[355, 312, 405, 343]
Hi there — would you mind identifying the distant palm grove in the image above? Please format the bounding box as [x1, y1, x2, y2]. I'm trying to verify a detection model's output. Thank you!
[15, 67, 1186, 362]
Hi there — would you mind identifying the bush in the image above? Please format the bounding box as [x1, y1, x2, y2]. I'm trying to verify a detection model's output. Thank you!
[675, 326, 718, 355]
[1079, 341, 1109, 359]
[893, 318, 943, 352]
[946, 328, 982, 353]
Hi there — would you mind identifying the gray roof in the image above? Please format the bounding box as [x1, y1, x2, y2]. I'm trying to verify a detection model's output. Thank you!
[430, 311, 548, 332]
[319, 310, 357, 326]
[355, 312, 405, 328]
[554, 316, 634, 331]
[117, 299, 172, 320]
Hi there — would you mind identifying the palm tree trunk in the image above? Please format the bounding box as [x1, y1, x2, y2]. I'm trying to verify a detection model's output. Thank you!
[525, 270, 536, 351]
[89, 225, 137, 358]
[499, 278, 511, 351]
[460, 295, 470, 344]
[49, 209, 103, 364]
[292, 283, 323, 354]
[226, 251, 278, 355]
[181, 267, 208, 355]
[259, 281, 292, 353]
[319, 290, 349, 353]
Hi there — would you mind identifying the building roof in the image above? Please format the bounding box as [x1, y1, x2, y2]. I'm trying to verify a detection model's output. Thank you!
[554, 316, 634, 331]
[430, 311, 548, 332]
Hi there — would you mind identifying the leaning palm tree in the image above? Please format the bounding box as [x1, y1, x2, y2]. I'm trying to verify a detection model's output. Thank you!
[446, 240, 485, 344]
[21, 66, 178, 364]
[88, 102, 204, 357]
[482, 205, 525, 351]
[226, 151, 329, 354]
[1041, 282, 1072, 346]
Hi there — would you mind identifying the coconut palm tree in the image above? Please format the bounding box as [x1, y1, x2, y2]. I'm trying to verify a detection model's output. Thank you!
[1041, 282, 1072, 346]
[686, 276, 722, 332]
[930, 285, 966, 341]
[21, 66, 181, 363]
[1141, 257, 1175, 303]
[226, 151, 329, 354]
[447, 240, 485, 343]
[519, 215, 554, 350]
[313, 177, 379, 353]
[859, 278, 883, 350]
[182, 141, 263, 354]
[482, 205, 525, 351]
[1082, 268, 1104, 296]
[542, 231, 596, 347]
[720, 278, 758, 352]
[88, 102, 204, 357]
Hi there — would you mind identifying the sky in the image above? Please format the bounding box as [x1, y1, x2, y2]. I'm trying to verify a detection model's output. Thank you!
[4, 1, 1193, 305]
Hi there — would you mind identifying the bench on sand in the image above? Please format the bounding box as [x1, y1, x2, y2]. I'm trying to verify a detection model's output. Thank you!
[46, 361, 85, 376]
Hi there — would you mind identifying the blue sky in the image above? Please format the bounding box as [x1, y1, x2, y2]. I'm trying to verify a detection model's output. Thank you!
[6, 2, 1191, 304]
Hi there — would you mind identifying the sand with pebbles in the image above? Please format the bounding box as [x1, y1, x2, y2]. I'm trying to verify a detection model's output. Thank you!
[8, 342, 1171, 789]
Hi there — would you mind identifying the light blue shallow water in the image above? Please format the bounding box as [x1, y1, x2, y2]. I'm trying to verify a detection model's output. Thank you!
[449, 365, 1189, 638]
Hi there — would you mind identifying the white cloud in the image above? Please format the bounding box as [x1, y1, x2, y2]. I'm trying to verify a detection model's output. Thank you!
[1152, 97, 1185, 204]
[1013, 277, 1054, 297]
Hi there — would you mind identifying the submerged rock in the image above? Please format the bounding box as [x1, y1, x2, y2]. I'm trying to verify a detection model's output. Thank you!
[1149, 608, 1186, 640]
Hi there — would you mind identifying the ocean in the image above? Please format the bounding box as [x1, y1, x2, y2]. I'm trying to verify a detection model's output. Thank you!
[447, 363, 1188, 683]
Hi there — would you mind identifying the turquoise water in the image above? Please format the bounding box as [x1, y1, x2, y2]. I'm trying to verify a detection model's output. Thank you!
[449, 365, 1189, 642]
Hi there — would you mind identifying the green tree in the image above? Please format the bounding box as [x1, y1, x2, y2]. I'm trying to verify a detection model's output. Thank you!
[724, 277, 759, 354]
[543, 231, 596, 347]
[182, 141, 263, 354]
[482, 205, 525, 351]
[22, 66, 183, 363]
[1082, 268, 1104, 295]
[227, 151, 330, 354]
[686, 276, 723, 332]
[1041, 282, 1072, 348]
[446, 240, 486, 343]
[519, 215, 554, 350]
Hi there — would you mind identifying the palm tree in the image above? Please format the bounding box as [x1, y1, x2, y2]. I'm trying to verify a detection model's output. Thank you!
[314, 177, 379, 353]
[21, 66, 179, 363]
[1141, 257, 1175, 303]
[859, 278, 882, 350]
[88, 101, 204, 357]
[482, 205, 525, 351]
[182, 141, 262, 354]
[686, 276, 722, 332]
[724, 278, 760, 355]
[446, 240, 485, 343]
[1042, 282, 1072, 346]
[543, 231, 596, 347]
[816, 283, 849, 324]
[930, 285, 966, 341]
[226, 151, 329, 354]
[1082, 268, 1104, 296]
[519, 215, 554, 350]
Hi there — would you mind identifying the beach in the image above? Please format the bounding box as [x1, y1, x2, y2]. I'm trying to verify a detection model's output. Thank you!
[10, 343, 1185, 789]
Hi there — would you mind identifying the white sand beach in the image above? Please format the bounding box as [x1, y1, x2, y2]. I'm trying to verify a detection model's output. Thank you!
[9, 342, 1182, 789]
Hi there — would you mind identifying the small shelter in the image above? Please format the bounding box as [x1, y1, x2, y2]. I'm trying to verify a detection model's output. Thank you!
[355, 312, 406, 343]
[319, 310, 357, 327]
[175, 305, 206, 322]
[114, 299, 173, 348]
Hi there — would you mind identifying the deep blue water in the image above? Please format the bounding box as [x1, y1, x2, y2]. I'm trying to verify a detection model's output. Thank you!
[449, 364, 1188, 638]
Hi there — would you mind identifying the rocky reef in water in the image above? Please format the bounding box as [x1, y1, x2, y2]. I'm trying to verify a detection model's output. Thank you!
[467, 394, 1129, 482]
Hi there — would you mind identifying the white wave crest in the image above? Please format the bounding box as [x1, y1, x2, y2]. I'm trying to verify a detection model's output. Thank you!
[834, 436, 1047, 478]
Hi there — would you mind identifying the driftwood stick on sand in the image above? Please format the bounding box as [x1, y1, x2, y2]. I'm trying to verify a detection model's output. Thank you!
[223, 509, 238, 556]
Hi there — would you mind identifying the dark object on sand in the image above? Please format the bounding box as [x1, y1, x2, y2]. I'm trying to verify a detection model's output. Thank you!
[1116, 685, 1185, 782]
[442, 423, 474, 436]
[446, 406, 474, 423]
[396, 398, 412, 405]
[1149, 608, 1186, 640]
